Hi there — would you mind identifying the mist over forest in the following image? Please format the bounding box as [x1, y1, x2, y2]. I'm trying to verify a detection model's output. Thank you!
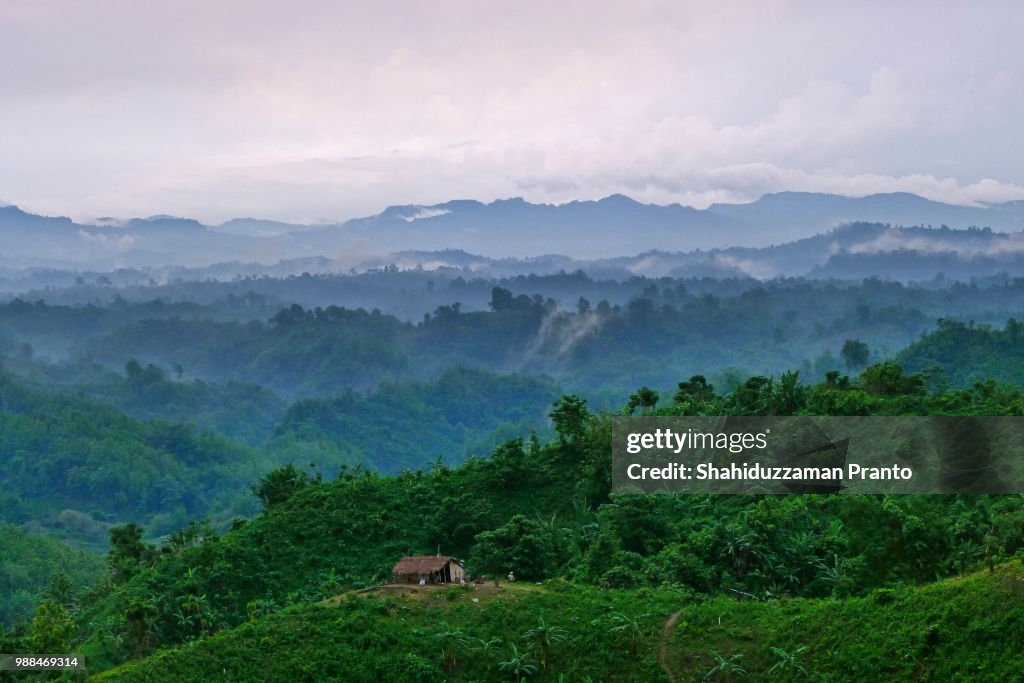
[4, 191, 1024, 680]
[4, 191, 1024, 276]
[7, 1, 1024, 677]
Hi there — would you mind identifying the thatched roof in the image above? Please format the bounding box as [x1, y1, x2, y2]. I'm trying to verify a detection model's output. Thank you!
[392, 555, 458, 575]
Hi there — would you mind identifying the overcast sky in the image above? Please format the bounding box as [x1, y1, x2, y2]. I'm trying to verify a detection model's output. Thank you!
[2, 0, 1023, 224]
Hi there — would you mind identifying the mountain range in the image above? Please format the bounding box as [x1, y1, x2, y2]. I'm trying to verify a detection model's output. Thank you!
[2, 191, 1024, 273]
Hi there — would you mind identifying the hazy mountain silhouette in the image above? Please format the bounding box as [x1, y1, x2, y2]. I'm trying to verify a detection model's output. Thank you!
[2, 192, 1024, 270]
[706, 191, 1018, 242]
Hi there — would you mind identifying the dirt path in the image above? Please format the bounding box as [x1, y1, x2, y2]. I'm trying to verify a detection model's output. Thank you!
[658, 609, 683, 683]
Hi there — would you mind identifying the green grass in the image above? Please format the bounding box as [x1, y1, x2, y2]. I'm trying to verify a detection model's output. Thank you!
[91, 562, 1024, 682]
[667, 561, 1024, 682]
[92, 583, 684, 682]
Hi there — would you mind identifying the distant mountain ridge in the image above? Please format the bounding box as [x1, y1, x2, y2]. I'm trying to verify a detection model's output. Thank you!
[332, 191, 1024, 257]
[2, 191, 1024, 270]
[4, 222, 1024, 295]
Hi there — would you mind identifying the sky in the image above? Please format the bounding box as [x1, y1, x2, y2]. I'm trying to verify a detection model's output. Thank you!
[2, 0, 1023, 224]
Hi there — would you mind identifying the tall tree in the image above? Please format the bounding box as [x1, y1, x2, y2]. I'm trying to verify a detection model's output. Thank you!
[841, 339, 870, 371]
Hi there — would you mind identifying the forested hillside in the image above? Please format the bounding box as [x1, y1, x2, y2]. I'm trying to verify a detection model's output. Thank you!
[9, 2, 1024, 679]
[0, 526, 105, 626]
[6, 275, 1024, 402]
[269, 367, 560, 473]
[0, 370, 267, 539]
[2, 364, 1020, 679]
[90, 563, 1024, 682]
[0, 364, 561, 548]
[897, 318, 1024, 388]
[2, 275, 1024, 680]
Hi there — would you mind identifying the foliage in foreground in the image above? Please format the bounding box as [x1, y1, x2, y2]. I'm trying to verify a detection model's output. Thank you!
[93, 562, 1024, 682]
[670, 561, 1024, 682]
[92, 583, 681, 682]
[5, 361, 1024, 678]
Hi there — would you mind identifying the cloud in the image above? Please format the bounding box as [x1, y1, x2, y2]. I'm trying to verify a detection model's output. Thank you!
[707, 254, 779, 279]
[77, 229, 136, 252]
[400, 208, 452, 222]
[845, 231, 1024, 258]
[2, 1, 1023, 223]
[517, 309, 604, 368]
[517, 164, 1024, 210]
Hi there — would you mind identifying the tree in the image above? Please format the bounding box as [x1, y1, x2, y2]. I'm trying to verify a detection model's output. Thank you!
[521, 616, 568, 671]
[42, 570, 77, 612]
[122, 597, 159, 657]
[489, 287, 515, 312]
[549, 395, 591, 445]
[774, 370, 805, 415]
[674, 375, 715, 404]
[627, 387, 659, 414]
[125, 358, 143, 379]
[430, 623, 472, 674]
[472, 515, 560, 581]
[175, 591, 212, 638]
[859, 363, 924, 396]
[609, 611, 650, 655]
[471, 637, 504, 675]
[246, 598, 280, 620]
[108, 523, 155, 582]
[252, 463, 312, 511]
[28, 600, 75, 653]
[729, 376, 775, 415]
[578, 532, 621, 583]
[498, 643, 538, 681]
[841, 339, 870, 371]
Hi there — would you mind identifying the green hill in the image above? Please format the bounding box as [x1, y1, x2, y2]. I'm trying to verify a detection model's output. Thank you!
[0, 369, 269, 538]
[895, 318, 1024, 388]
[0, 525, 104, 626]
[92, 583, 681, 682]
[8, 366, 1024, 678]
[666, 561, 1024, 682]
[92, 562, 1024, 682]
[66, 432, 596, 672]
[269, 366, 561, 472]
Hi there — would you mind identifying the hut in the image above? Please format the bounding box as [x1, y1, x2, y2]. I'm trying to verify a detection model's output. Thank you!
[392, 555, 465, 585]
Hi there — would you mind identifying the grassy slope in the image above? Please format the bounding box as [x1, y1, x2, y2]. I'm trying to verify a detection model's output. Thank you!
[667, 561, 1024, 682]
[71, 449, 588, 672]
[93, 583, 683, 682]
[93, 562, 1024, 682]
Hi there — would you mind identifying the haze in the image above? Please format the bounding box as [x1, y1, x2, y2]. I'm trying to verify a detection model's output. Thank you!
[2, 0, 1023, 224]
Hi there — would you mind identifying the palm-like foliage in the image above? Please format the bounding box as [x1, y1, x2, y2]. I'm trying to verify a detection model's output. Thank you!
[608, 611, 650, 655]
[522, 616, 568, 670]
[767, 646, 809, 678]
[174, 588, 212, 638]
[432, 622, 472, 674]
[317, 567, 343, 597]
[471, 637, 504, 673]
[498, 643, 539, 681]
[821, 554, 855, 597]
[704, 650, 748, 681]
